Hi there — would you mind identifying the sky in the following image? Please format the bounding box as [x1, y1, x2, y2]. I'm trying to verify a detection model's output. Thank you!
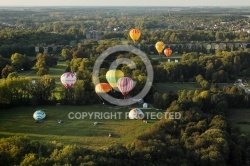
[0, 0, 249, 7]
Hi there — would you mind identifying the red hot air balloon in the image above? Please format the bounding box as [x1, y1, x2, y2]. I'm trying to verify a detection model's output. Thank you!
[117, 77, 134, 98]
[164, 48, 172, 57]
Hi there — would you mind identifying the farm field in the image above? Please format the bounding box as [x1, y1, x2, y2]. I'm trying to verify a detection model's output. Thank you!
[0, 105, 159, 150]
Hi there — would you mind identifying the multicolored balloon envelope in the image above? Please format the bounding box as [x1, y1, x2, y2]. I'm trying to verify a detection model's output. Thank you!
[129, 108, 144, 120]
[61, 72, 77, 88]
[33, 110, 46, 121]
[95, 83, 112, 94]
[117, 77, 134, 97]
[129, 28, 141, 42]
[106, 69, 124, 89]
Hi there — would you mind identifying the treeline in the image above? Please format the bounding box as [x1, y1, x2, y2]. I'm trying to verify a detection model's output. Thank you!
[155, 51, 250, 83]
[137, 30, 250, 45]
[0, 30, 75, 58]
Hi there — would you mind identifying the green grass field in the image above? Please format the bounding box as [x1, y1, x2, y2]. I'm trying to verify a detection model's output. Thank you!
[149, 53, 182, 62]
[0, 105, 159, 150]
[228, 109, 250, 137]
[18, 60, 67, 84]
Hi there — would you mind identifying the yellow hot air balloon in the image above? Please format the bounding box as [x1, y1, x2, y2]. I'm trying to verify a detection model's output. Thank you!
[106, 69, 124, 89]
[129, 28, 141, 42]
[155, 41, 165, 54]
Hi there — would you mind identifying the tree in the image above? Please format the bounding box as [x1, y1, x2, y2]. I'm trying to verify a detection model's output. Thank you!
[10, 53, 26, 71]
[31, 75, 56, 105]
[35, 53, 49, 76]
[61, 48, 72, 60]
[212, 70, 228, 83]
[1, 65, 15, 78]
[0, 55, 11, 78]
[196, 75, 210, 89]
[7, 72, 18, 79]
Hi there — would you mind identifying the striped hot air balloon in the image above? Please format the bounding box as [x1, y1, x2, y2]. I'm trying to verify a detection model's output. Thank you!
[106, 69, 124, 90]
[129, 108, 144, 120]
[60, 72, 77, 89]
[33, 110, 46, 121]
[164, 48, 172, 57]
[129, 28, 141, 42]
[117, 77, 134, 97]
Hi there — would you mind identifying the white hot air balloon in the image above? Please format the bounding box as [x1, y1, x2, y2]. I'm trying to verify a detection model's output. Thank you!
[60, 72, 77, 89]
[33, 110, 46, 121]
[129, 108, 144, 120]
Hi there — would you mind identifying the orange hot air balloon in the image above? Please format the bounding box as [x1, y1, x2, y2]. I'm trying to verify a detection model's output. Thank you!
[129, 28, 141, 42]
[164, 48, 172, 57]
[95, 83, 112, 94]
[95, 83, 112, 104]
[155, 41, 165, 54]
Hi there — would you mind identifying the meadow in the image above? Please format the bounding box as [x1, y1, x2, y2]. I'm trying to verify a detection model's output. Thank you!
[228, 109, 250, 137]
[0, 105, 159, 150]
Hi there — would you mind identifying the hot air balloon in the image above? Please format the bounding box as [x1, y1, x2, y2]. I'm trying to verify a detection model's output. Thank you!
[95, 83, 112, 95]
[106, 69, 124, 90]
[129, 108, 144, 120]
[60, 72, 77, 88]
[164, 48, 172, 57]
[117, 77, 134, 98]
[129, 28, 141, 42]
[155, 41, 165, 54]
[33, 110, 46, 121]
[95, 83, 112, 104]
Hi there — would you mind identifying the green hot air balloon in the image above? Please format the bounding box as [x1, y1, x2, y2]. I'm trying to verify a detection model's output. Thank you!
[106, 69, 124, 90]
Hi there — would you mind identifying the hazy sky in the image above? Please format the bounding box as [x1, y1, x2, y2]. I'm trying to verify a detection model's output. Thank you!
[0, 0, 249, 7]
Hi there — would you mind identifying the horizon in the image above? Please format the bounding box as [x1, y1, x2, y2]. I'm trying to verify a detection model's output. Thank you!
[0, 5, 249, 8]
[0, 0, 249, 7]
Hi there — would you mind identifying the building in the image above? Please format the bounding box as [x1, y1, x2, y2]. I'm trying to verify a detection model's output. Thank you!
[86, 28, 102, 40]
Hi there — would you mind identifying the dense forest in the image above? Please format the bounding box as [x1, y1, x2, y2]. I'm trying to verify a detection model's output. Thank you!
[0, 7, 250, 165]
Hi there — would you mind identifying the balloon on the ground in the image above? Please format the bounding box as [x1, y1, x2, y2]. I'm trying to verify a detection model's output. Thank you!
[164, 48, 172, 57]
[137, 99, 144, 104]
[106, 69, 124, 89]
[155, 41, 165, 54]
[33, 110, 46, 120]
[129, 108, 144, 120]
[61, 72, 76, 88]
[129, 28, 141, 42]
[117, 77, 134, 97]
